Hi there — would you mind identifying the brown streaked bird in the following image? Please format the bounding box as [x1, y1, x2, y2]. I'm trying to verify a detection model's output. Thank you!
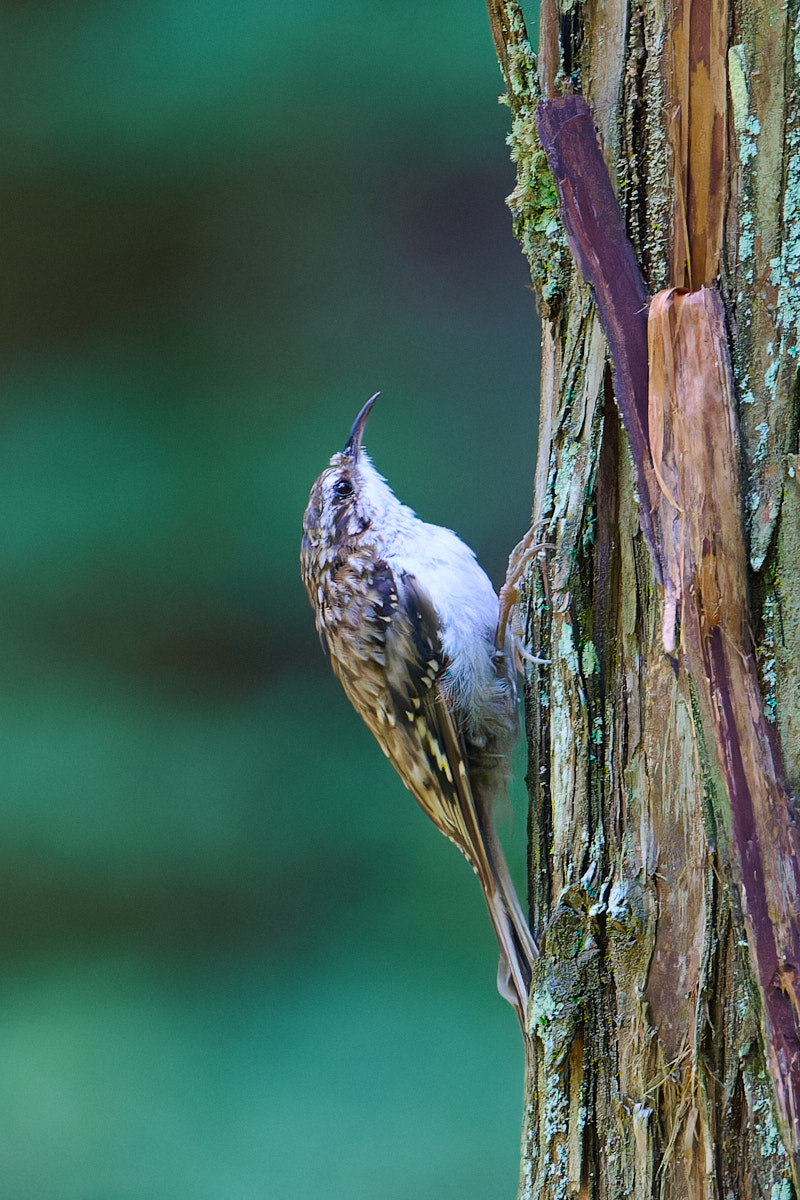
[300, 394, 537, 1038]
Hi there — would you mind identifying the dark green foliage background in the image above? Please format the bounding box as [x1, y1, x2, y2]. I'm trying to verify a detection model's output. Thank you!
[1, 2, 540, 1195]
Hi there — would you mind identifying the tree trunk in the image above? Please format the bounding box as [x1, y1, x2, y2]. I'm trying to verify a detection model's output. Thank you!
[486, 1, 800, 1196]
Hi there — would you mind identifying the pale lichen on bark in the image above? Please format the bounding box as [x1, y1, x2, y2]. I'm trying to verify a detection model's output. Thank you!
[724, 0, 800, 570]
[759, 457, 800, 795]
[495, 4, 571, 310]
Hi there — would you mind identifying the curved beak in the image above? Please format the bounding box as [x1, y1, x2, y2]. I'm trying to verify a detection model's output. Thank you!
[342, 392, 380, 458]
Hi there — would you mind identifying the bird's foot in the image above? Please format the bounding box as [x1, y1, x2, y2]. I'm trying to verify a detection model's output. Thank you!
[496, 519, 554, 655]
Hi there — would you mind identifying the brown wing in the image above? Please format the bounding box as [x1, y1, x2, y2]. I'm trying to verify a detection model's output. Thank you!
[372, 569, 497, 896]
[385, 572, 536, 1017]
[328, 559, 536, 1024]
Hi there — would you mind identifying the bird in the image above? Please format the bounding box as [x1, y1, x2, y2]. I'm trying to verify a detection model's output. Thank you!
[300, 393, 538, 1038]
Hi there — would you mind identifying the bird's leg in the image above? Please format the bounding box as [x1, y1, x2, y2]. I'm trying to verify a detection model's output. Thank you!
[496, 519, 555, 657]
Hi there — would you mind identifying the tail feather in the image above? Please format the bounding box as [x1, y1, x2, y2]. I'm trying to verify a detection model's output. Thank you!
[483, 828, 538, 1047]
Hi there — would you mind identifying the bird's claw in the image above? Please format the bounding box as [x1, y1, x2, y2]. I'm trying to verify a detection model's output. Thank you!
[496, 518, 554, 654]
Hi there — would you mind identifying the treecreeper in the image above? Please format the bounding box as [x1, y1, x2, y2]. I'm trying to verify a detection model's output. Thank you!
[300, 394, 538, 1043]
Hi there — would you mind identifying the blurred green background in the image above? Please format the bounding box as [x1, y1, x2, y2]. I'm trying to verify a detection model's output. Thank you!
[1, 2, 541, 1196]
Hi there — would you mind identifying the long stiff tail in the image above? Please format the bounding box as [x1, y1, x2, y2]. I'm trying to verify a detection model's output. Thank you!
[482, 824, 538, 1045]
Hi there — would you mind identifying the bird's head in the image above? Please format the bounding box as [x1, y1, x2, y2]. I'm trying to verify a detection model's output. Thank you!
[302, 393, 399, 552]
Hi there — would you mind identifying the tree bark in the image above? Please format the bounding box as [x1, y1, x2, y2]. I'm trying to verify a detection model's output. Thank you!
[486, 0, 800, 1196]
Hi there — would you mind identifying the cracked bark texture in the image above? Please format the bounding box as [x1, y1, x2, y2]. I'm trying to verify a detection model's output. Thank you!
[486, 0, 800, 1196]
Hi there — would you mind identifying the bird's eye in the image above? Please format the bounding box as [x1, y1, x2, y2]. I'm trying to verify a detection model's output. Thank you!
[332, 477, 353, 499]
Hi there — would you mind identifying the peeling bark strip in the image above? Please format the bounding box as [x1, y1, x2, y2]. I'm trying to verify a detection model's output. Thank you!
[648, 286, 800, 1159]
[536, 97, 663, 584]
[663, 0, 728, 287]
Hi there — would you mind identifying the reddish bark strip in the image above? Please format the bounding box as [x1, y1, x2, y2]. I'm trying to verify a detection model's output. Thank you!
[536, 96, 663, 584]
[648, 285, 800, 1170]
[663, 0, 728, 287]
[706, 625, 800, 1152]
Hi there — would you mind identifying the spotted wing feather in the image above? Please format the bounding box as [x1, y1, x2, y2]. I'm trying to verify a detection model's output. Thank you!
[374, 569, 498, 896]
[315, 553, 536, 1029]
